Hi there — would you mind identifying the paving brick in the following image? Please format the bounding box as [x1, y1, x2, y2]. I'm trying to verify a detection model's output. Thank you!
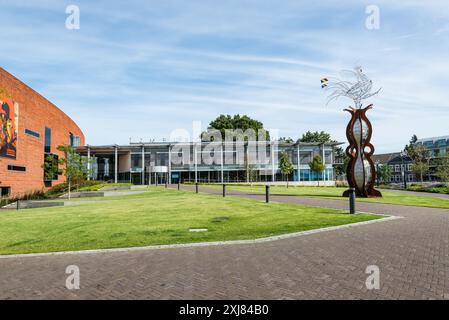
[0, 187, 448, 299]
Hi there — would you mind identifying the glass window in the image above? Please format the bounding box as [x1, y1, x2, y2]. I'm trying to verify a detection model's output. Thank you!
[69, 133, 81, 147]
[44, 127, 51, 153]
[25, 129, 40, 138]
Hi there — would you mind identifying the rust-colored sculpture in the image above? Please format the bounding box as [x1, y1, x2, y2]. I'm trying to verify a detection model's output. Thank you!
[321, 66, 382, 198]
[342, 105, 382, 197]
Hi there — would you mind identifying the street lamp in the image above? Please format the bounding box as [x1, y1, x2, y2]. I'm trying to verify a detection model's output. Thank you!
[400, 151, 407, 190]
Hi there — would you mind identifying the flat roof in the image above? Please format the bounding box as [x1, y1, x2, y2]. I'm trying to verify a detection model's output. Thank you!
[77, 141, 343, 152]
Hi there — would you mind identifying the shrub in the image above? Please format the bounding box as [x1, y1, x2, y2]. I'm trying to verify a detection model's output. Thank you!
[335, 181, 349, 188]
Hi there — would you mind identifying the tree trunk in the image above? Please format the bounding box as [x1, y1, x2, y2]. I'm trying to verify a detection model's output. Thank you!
[68, 179, 71, 200]
[286, 176, 289, 188]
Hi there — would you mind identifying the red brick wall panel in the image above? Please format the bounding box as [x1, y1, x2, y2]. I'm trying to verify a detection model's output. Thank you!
[0, 68, 85, 196]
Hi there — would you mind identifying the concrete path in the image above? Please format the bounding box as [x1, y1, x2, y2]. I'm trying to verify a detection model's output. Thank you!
[0, 185, 448, 299]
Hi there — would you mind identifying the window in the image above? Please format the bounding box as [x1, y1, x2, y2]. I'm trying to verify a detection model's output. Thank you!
[0, 187, 11, 197]
[44, 127, 52, 153]
[7, 165, 26, 172]
[394, 165, 400, 172]
[43, 153, 59, 181]
[25, 129, 40, 138]
[407, 164, 413, 171]
[69, 133, 81, 147]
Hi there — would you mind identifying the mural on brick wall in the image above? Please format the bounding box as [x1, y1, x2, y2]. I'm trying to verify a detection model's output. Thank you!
[0, 95, 19, 159]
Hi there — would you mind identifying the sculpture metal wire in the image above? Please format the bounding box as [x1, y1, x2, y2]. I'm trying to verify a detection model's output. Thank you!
[323, 67, 382, 197]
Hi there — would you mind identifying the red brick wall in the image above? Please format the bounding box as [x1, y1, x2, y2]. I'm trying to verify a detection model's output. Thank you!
[0, 68, 85, 196]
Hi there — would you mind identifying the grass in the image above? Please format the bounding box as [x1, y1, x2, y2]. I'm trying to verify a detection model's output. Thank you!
[202, 184, 449, 209]
[0, 187, 381, 255]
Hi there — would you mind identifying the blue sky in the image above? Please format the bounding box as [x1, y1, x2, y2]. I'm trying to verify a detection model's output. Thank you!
[1, 0, 449, 153]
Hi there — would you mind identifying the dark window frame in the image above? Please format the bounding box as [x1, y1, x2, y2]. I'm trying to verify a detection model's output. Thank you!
[7, 165, 26, 172]
[44, 127, 52, 153]
[25, 129, 40, 138]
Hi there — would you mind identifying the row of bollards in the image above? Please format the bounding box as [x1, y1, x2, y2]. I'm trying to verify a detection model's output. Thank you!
[180, 183, 355, 214]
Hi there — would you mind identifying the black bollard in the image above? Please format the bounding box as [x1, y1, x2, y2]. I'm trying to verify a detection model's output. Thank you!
[265, 185, 270, 203]
[349, 187, 356, 214]
[196, 182, 199, 194]
[223, 184, 226, 197]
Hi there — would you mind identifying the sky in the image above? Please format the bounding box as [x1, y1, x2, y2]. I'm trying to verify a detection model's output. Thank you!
[1, 0, 449, 153]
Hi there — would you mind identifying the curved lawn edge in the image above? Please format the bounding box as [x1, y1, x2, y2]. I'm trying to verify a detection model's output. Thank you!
[0, 214, 396, 258]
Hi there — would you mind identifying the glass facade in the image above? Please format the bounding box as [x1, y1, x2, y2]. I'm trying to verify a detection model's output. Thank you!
[80, 141, 338, 185]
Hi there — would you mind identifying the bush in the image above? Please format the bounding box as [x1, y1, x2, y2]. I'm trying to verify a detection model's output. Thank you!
[335, 181, 349, 188]
[406, 185, 449, 194]
[78, 183, 132, 191]
[45, 180, 105, 198]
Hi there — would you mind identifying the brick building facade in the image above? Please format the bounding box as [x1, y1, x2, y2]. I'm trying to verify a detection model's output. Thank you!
[0, 68, 85, 196]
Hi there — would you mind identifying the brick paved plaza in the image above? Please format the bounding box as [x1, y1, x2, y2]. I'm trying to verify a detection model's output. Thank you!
[0, 187, 448, 300]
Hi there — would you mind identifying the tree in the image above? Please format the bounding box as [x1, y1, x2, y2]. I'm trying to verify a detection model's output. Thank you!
[377, 164, 392, 184]
[299, 131, 331, 143]
[203, 114, 269, 141]
[245, 163, 258, 183]
[279, 151, 294, 187]
[406, 143, 430, 184]
[404, 134, 418, 156]
[309, 155, 326, 186]
[57, 145, 92, 199]
[279, 137, 294, 143]
[435, 156, 449, 185]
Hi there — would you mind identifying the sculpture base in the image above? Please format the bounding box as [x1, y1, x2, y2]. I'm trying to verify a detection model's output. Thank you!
[342, 188, 382, 198]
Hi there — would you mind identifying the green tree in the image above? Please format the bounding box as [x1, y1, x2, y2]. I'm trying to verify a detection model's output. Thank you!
[245, 163, 258, 183]
[57, 145, 92, 199]
[435, 156, 449, 185]
[404, 134, 418, 156]
[299, 131, 331, 143]
[279, 151, 294, 187]
[279, 137, 294, 143]
[377, 164, 392, 184]
[309, 155, 326, 186]
[406, 143, 431, 184]
[203, 114, 269, 141]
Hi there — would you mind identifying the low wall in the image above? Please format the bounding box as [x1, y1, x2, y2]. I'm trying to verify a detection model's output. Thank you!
[99, 186, 131, 191]
[59, 191, 104, 199]
[204, 181, 337, 187]
[2, 201, 64, 210]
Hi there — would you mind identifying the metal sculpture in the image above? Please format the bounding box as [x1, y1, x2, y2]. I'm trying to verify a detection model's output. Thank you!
[322, 67, 382, 197]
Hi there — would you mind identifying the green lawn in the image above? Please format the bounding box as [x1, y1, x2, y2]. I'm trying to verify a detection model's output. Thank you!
[204, 184, 449, 209]
[0, 188, 381, 255]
